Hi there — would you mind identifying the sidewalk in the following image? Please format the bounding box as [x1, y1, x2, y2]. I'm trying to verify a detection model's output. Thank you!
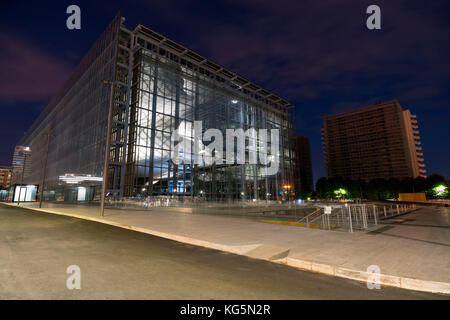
[3, 202, 450, 294]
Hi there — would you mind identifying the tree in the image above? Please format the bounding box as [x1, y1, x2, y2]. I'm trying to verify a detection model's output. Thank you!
[367, 178, 389, 200]
[432, 185, 448, 199]
[315, 177, 331, 199]
[386, 178, 401, 199]
[354, 179, 367, 199]
[425, 174, 448, 199]
[413, 176, 427, 193]
[400, 177, 415, 193]
[315, 174, 448, 200]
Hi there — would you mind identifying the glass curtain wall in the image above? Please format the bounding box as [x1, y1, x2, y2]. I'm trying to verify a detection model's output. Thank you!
[19, 15, 123, 202]
[126, 49, 292, 201]
[16, 15, 293, 204]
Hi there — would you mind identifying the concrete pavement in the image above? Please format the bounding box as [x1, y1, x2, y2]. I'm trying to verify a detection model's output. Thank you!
[0, 204, 446, 299]
[3, 202, 450, 294]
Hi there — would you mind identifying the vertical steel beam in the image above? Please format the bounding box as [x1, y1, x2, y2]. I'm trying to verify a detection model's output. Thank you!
[101, 81, 115, 217]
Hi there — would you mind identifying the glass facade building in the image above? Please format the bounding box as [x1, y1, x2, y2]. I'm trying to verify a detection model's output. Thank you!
[16, 14, 294, 203]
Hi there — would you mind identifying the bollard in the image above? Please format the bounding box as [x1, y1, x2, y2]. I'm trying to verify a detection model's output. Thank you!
[362, 206, 368, 229]
[348, 206, 353, 233]
[360, 207, 363, 225]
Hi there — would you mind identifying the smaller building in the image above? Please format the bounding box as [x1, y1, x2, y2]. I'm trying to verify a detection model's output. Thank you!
[291, 135, 314, 197]
[0, 166, 12, 189]
[0, 166, 12, 200]
[11, 146, 31, 185]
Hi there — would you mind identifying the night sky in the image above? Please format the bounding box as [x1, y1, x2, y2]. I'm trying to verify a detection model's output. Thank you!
[1, 1, 449, 182]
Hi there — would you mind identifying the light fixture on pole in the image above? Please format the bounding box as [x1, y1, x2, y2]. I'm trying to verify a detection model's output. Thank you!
[17, 146, 31, 206]
[39, 132, 53, 208]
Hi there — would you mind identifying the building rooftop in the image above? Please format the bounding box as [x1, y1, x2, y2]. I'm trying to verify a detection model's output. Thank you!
[132, 22, 293, 113]
[324, 100, 402, 119]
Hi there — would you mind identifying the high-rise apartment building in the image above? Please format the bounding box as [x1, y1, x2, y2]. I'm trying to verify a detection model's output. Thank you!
[15, 14, 294, 202]
[322, 100, 426, 181]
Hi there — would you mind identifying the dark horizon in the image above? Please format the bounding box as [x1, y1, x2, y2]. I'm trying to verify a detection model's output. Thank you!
[1, 1, 449, 182]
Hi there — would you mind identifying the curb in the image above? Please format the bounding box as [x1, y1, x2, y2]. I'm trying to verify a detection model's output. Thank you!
[3, 203, 450, 295]
[279, 257, 450, 294]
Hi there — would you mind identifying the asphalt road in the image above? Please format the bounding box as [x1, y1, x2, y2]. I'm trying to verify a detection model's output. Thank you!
[0, 204, 447, 299]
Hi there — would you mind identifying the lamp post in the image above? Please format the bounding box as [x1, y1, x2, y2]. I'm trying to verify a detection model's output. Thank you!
[100, 80, 118, 217]
[21, 147, 30, 184]
[39, 132, 52, 208]
[17, 147, 30, 206]
[283, 184, 291, 202]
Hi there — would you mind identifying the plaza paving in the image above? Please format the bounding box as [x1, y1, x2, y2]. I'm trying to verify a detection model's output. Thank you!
[5, 202, 450, 294]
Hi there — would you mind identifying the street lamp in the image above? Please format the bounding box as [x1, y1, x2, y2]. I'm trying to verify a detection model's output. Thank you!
[39, 132, 54, 208]
[100, 80, 120, 217]
[282, 184, 292, 201]
[21, 147, 30, 184]
[17, 147, 31, 206]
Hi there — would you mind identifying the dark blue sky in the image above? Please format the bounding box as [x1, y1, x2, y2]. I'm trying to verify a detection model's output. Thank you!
[1, 1, 449, 181]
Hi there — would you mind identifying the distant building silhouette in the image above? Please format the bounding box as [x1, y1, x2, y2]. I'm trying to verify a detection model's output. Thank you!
[292, 135, 314, 196]
[11, 145, 31, 185]
[322, 100, 426, 181]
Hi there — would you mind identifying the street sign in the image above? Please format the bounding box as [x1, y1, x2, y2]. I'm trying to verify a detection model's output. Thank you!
[324, 206, 332, 215]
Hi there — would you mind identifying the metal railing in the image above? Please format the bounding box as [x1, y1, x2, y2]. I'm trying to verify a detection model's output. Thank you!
[297, 208, 322, 227]
[297, 203, 417, 232]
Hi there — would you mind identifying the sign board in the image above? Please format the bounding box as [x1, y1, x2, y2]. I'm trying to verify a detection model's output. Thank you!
[324, 206, 332, 215]
[398, 193, 426, 203]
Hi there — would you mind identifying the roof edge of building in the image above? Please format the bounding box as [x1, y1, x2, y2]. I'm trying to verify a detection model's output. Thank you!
[132, 23, 294, 113]
[324, 99, 401, 120]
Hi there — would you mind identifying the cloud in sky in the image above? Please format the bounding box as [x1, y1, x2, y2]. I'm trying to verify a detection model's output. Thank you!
[0, 32, 73, 102]
[189, 0, 450, 103]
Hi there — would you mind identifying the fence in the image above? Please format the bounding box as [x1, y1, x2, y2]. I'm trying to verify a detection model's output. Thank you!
[101, 196, 318, 219]
[298, 203, 417, 232]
